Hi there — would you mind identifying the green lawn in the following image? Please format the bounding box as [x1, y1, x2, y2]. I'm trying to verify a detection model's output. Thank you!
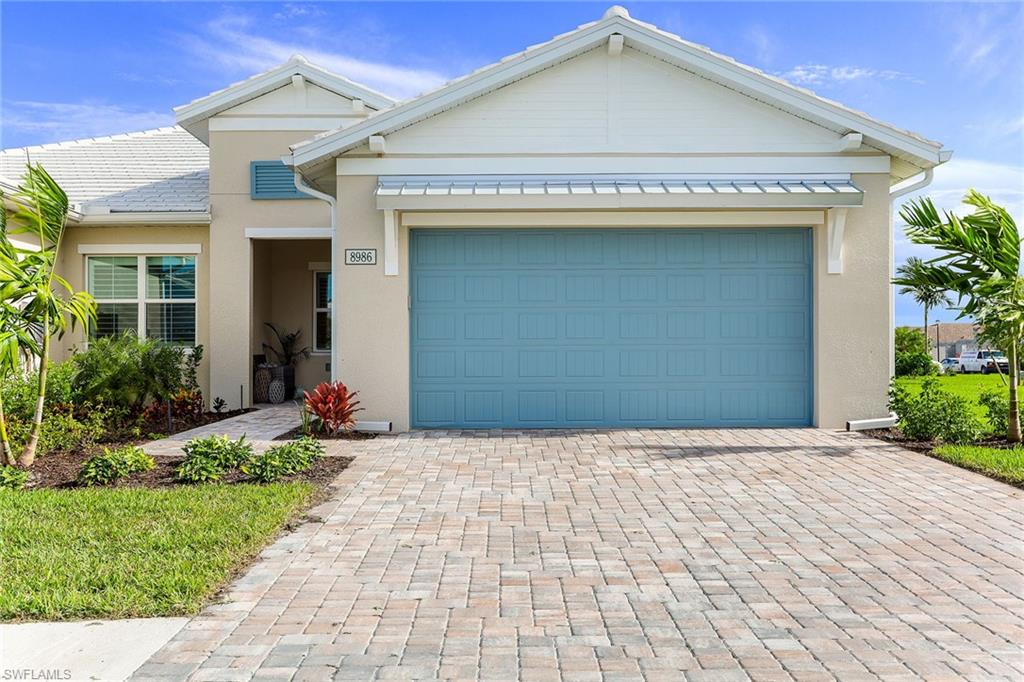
[0, 483, 313, 621]
[894, 373, 1008, 420]
[931, 444, 1024, 487]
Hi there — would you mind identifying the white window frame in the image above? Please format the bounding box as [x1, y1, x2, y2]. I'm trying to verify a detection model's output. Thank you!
[86, 254, 198, 345]
[312, 270, 331, 354]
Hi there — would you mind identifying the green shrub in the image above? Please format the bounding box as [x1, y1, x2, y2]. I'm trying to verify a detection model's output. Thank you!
[0, 465, 29, 490]
[895, 350, 937, 377]
[889, 378, 983, 444]
[978, 388, 1009, 435]
[78, 446, 155, 486]
[72, 332, 185, 410]
[243, 436, 323, 483]
[5, 407, 108, 455]
[0, 360, 81, 421]
[176, 435, 253, 483]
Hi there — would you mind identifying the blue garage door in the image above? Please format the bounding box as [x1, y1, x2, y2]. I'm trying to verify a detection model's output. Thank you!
[410, 228, 812, 428]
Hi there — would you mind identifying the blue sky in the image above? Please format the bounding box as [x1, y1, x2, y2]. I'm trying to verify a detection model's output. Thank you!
[2, 2, 1021, 326]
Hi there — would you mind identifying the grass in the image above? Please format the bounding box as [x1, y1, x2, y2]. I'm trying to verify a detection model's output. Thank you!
[894, 373, 1008, 420]
[0, 483, 313, 621]
[930, 444, 1024, 487]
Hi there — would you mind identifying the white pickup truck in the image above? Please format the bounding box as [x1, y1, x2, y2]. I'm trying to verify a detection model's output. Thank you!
[959, 350, 1010, 375]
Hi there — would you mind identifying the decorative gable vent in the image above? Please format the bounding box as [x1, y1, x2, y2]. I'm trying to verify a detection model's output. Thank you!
[250, 161, 305, 199]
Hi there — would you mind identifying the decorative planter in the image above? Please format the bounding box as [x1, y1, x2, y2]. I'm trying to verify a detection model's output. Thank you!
[253, 366, 272, 403]
[268, 378, 287, 404]
[272, 365, 296, 401]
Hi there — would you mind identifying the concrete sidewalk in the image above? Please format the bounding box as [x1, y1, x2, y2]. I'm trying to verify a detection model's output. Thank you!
[1, 617, 187, 681]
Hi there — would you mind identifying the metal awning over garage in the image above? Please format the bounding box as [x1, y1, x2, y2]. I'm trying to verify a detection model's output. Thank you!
[375, 175, 864, 210]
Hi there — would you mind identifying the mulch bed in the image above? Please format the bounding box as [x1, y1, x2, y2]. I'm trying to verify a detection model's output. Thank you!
[24, 447, 352, 491]
[864, 428, 1012, 453]
[273, 426, 377, 441]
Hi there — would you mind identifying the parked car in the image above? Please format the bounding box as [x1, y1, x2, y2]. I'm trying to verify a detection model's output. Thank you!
[940, 357, 960, 372]
[959, 350, 1010, 374]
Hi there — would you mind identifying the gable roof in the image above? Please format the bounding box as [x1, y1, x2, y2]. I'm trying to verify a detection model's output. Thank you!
[175, 55, 397, 143]
[288, 6, 948, 178]
[0, 126, 209, 220]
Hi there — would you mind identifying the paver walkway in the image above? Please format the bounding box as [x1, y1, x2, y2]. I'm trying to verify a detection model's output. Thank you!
[144, 403, 300, 456]
[135, 429, 1024, 681]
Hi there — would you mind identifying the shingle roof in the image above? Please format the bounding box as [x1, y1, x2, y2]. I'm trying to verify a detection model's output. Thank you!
[0, 126, 209, 215]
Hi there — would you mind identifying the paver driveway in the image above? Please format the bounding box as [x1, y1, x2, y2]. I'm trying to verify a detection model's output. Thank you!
[135, 430, 1024, 681]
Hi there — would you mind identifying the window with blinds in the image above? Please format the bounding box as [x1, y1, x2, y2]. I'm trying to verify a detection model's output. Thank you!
[87, 255, 197, 345]
[313, 271, 331, 352]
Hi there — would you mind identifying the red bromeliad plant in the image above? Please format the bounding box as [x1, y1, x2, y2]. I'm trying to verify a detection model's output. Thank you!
[304, 382, 362, 434]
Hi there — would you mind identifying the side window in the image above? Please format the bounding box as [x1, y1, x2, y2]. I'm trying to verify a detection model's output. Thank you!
[313, 271, 331, 352]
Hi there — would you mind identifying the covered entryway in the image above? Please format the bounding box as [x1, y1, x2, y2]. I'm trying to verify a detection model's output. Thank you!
[410, 227, 812, 428]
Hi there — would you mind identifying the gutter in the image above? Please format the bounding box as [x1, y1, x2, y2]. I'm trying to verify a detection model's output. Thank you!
[291, 170, 339, 384]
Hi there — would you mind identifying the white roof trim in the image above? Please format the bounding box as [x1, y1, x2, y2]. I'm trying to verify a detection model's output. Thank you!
[375, 175, 864, 210]
[175, 55, 395, 143]
[289, 7, 945, 174]
[71, 211, 211, 226]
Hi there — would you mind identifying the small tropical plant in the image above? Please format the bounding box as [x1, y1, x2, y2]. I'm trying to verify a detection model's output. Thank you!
[979, 388, 1009, 435]
[72, 332, 185, 411]
[243, 436, 323, 483]
[212, 396, 227, 413]
[304, 381, 362, 435]
[896, 190, 1022, 442]
[262, 323, 311, 366]
[0, 164, 96, 467]
[78, 445, 155, 486]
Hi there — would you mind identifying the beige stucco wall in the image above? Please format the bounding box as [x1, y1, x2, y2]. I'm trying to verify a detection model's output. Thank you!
[814, 172, 892, 427]
[251, 239, 332, 393]
[207, 130, 331, 409]
[52, 223, 212, 400]
[334, 174, 892, 431]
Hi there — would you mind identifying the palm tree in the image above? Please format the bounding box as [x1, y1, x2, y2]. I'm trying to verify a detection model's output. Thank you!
[896, 190, 1022, 442]
[0, 164, 95, 467]
[895, 256, 953, 354]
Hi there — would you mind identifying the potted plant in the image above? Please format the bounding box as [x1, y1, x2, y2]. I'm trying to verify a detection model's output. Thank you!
[261, 323, 311, 400]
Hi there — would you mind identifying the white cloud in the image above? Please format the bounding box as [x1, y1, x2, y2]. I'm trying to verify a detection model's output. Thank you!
[780, 64, 921, 87]
[744, 25, 776, 65]
[943, 4, 1022, 82]
[180, 13, 448, 100]
[2, 101, 174, 145]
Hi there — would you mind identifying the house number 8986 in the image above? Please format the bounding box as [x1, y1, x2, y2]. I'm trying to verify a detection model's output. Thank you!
[344, 249, 377, 265]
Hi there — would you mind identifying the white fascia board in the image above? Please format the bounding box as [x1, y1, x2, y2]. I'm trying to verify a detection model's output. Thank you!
[78, 243, 202, 255]
[401, 210, 826, 228]
[377, 192, 863, 211]
[244, 227, 332, 239]
[73, 211, 211, 225]
[175, 58, 395, 143]
[292, 15, 942, 172]
[339, 155, 891, 176]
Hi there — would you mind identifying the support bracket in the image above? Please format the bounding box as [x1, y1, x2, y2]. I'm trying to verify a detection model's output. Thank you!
[827, 207, 848, 274]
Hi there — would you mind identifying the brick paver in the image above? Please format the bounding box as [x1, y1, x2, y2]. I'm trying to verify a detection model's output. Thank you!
[134, 429, 1024, 680]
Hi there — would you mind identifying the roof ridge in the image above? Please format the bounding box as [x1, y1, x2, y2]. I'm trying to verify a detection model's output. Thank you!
[1, 126, 190, 155]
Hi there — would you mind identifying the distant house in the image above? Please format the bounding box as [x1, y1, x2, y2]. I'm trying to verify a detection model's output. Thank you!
[910, 322, 979, 359]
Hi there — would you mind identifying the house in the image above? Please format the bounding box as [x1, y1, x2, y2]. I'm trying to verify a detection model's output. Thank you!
[1, 7, 949, 430]
[908, 322, 979, 360]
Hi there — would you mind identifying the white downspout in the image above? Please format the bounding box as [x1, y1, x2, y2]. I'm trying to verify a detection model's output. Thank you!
[849, 168, 938, 431]
[293, 170, 338, 383]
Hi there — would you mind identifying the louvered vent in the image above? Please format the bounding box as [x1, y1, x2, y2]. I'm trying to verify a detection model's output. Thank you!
[250, 161, 304, 199]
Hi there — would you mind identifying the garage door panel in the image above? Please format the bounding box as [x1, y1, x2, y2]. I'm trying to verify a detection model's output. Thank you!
[411, 228, 812, 428]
